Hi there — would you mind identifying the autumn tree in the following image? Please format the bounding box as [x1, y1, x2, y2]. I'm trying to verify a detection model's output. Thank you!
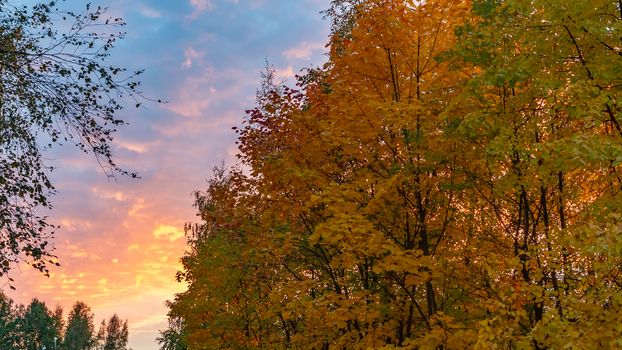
[167, 0, 622, 349]
[445, 0, 622, 347]
[170, 0, 471, 348]
[0, 0, 144, 277]
[239, 0, 472, 347]
[157, 314, 187, 350]
[166, 166, 290, 349]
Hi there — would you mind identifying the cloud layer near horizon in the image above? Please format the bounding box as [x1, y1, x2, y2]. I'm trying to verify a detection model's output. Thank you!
[5, 0, 330, 348]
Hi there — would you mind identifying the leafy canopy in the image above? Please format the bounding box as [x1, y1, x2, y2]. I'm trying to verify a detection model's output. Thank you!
[164, 0, 622, 349]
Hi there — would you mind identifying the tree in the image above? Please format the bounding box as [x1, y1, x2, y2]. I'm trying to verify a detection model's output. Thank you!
[0, 0, 144, 277]
[64, 301, 95, 350]
[166, 167, 280, 348]
[170, 0, 471, 347]
[446, 0, 622, 347]
[96, 314, 128, 350]
[52, 305, 64, 347]
[157, 314, 187, 350]
[17, 299, 61, 350]
[237, 0, 470, 347]
[168, 0, 622, 348]
[0, 292, 19, 348]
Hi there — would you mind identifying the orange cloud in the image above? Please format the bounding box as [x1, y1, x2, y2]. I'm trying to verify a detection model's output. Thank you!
[153, 225, 185, 242]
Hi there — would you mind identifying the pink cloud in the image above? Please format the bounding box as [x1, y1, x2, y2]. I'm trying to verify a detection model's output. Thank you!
[188, 0, 214, 19]
[182, 47, 203, 69]
[276, 65, 295, 79]
[283, 41, 325, 60]
[164, 66, 257, 120]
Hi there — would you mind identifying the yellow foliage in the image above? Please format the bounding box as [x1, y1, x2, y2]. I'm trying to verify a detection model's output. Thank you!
[164, 0, 622, 349]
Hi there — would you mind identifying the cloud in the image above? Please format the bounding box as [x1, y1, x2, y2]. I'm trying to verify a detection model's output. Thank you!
[92, 187, 128, 202]
[137, 4, 162, 18]
[182, 47, 203, 69]
[65, 243, 104, 261]
[127, 244, 141, 252]
[153, 225, 185, 242]
[164, 66, 256, 120]
[188, 0, 214, 19]
[283, 41, 325, 60]
[276, 65, 295, 79]
[164, 66, 215, 118]
[128, 198, 146, 218]
[117, 140, 150, 154]
[70, 250, 103, 261]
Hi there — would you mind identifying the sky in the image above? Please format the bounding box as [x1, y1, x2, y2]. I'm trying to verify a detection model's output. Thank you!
[4, 0, 330, 348]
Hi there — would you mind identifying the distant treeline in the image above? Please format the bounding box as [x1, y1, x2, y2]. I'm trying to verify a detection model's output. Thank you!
[0, 292, 130, 350]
